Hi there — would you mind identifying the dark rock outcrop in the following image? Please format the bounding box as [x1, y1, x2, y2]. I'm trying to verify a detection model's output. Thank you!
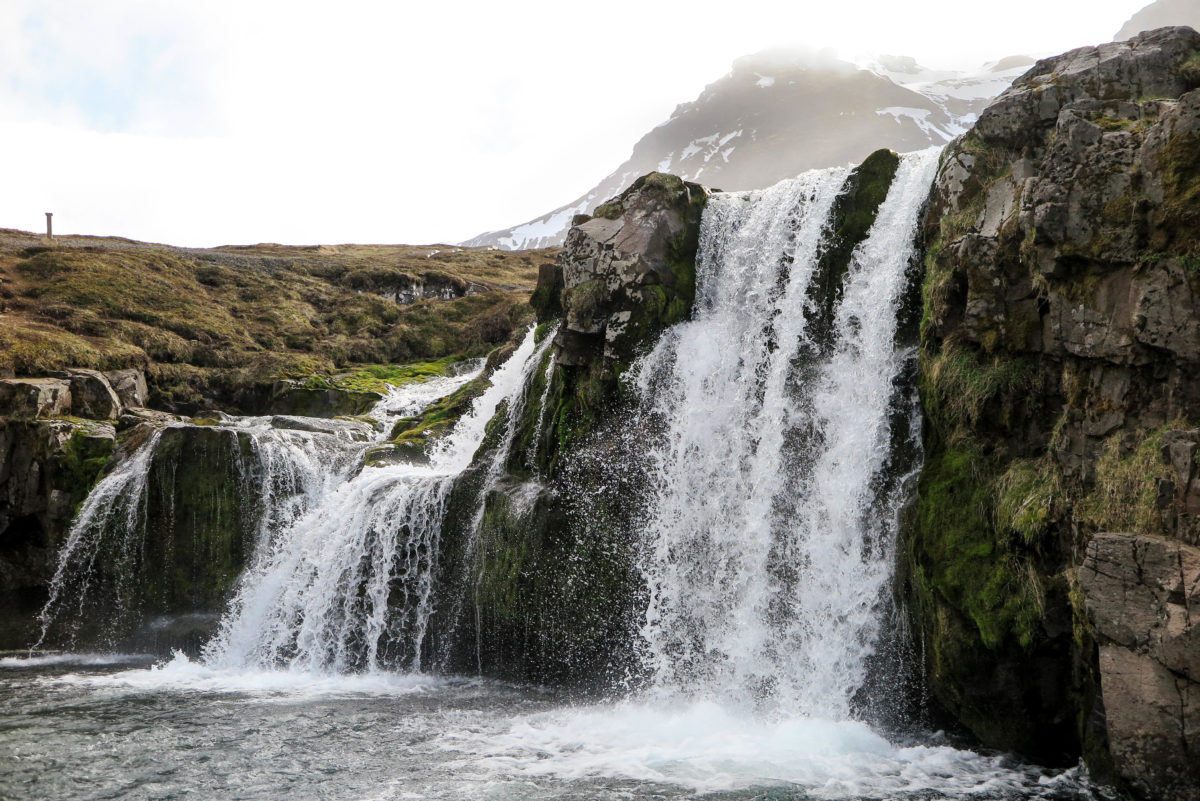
[1079, 533, 1199, 801]
[266, 380, 383, 418]
[909, 26, 1200, 798]
[552, 172, 708, 367]
[438, 173, 711, 685]
[0, 418, 115, 646]
[0, 378, 72, 419]
[32, 421, 296, 653]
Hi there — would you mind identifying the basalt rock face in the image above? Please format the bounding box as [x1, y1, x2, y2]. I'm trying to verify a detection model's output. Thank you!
[442, 173, 710, 686]
[0, 413, 117, 647]
[1079, 533, 1199, 800]
[550, 172, 708, 367]
[909, 26, 1200, 798]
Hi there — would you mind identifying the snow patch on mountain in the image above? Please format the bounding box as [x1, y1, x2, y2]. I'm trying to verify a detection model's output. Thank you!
[463, 49, 1033, 251]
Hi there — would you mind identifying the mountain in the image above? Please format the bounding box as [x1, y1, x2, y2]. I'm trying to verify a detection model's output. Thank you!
[464, 49, 1032, 250]
[1114, 0, 1200, 40]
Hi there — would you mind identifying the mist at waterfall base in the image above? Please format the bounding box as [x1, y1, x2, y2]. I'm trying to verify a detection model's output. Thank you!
[0, 152, 1105, 800]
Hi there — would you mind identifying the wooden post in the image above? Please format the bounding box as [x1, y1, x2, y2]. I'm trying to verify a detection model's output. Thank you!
[45, 212, 53, 238]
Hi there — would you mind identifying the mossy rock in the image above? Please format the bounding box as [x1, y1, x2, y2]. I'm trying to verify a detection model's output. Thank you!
[805, 149, 900, 350]
[267, 383, 383, 418]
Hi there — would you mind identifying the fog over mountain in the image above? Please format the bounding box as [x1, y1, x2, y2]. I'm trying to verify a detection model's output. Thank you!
[1114, 0, 1200, 39]
[465, 49, 1032, 250]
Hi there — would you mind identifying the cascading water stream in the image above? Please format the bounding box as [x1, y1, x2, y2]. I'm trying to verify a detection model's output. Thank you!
[631, 149, 940, 716]
[31, 362, 484, 652]
[202, 328, 551, 673]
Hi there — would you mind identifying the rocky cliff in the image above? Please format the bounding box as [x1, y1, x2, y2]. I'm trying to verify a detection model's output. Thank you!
[909, 26, 1200, 801]
[433, 173, 710, 685]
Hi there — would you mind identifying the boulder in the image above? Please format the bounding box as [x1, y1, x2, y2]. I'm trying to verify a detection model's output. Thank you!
[104, 368, 149, 408]
[553, 172, 709, 365]
[267, 381, 383, 418]
[57, 369, 122, 420]
[0, 378, 72, 419]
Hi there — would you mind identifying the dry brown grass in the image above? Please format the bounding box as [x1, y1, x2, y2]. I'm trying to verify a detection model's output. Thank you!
[0, 227, 555, 411]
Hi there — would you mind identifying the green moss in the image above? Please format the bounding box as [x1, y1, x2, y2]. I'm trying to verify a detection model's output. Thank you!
[1094, 115, 1136, 132]
[1101, 193, 1132, 225]
[913, 446, 1046, 650]
[637, 172, 685, 192]
[474, 492, 535, 622]
[388, 372, 491, 455]
[1137, 250, 1167, 270]
[1077, 422, 1180, 534]
[328, 356, 469, 393]
[52, 425, 116, 502]
[922, 341, 1037, 433]
[1182, 253, 1200, 277]
[593, 203, 623, 220]
[1181, 52, 1200, 87]
[996, 455, 1061, 546]
[1155, 125, 1200, 254]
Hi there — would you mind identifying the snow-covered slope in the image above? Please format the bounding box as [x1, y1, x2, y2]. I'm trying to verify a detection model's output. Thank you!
[465, 49, 1031, 250]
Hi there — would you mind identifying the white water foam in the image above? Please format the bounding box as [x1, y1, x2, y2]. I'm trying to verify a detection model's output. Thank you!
[630, 149, 941, 717]
[444, 701, 1074, 799]
[32, 363, 485, 651]
[0, 652, 152, 669]
[44, 651, 447, 699]
[201, 329, 548, 673]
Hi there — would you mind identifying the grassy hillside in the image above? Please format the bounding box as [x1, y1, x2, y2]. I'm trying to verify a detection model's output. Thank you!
[0, 228, 555, 412]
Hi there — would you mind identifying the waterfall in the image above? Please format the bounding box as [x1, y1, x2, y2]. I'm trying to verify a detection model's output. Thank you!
[32, 427, 166, 650]
[202, 328, 551, 673]
[631, 149, 940, 717]
[31, 364, 484, 652]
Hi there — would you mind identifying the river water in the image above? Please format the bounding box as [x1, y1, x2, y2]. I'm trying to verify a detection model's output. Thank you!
[0, 653, 1103, 801]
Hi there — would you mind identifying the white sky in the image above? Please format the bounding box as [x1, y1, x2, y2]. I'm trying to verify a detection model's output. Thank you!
[0, 0, 1155, 247]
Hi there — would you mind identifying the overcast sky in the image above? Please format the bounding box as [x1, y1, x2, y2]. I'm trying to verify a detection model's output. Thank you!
[0, 0, 1155, 247]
